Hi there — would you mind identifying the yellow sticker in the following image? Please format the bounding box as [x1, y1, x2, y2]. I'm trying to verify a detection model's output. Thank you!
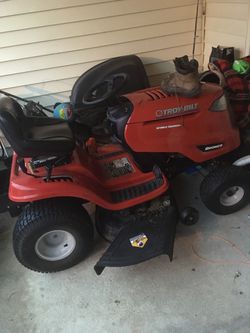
[130, 233, 148, 248]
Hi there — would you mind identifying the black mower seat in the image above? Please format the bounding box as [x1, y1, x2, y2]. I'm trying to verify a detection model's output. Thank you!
[0, 97, 75, 157]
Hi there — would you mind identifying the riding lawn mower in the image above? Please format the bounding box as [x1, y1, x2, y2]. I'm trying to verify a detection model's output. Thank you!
[0, 55, 249, 275]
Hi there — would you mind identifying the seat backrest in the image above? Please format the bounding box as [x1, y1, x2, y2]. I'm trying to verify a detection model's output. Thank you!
[0, 97, 24, 151]
[70, 54, 150, 108]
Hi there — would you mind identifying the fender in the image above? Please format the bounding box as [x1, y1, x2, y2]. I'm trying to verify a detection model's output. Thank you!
[9, 148, 168, 211]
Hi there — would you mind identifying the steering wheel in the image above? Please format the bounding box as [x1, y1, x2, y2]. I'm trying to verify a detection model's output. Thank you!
[82, 73, 127, 106]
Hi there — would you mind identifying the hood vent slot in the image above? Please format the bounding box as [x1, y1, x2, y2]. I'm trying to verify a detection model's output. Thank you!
[43, 176, 73, 183]
[145, 89, 167, 100]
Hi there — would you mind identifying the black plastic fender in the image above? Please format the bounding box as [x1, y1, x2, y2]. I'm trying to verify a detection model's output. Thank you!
[94, 205, 178, 275]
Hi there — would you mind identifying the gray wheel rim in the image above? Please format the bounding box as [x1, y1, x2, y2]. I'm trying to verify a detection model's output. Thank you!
[35, 230, 76, 261]
[219, 186, 244, 207]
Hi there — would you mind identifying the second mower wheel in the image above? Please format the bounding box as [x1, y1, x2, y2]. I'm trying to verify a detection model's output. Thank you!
[13, 198, 94, 273]
[200, 165, 250, 215]
[179, 207, 199, 225]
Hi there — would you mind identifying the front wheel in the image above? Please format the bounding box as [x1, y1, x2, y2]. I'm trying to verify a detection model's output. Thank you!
[200, 165, 250, 215]
[13, 199, 94, 273]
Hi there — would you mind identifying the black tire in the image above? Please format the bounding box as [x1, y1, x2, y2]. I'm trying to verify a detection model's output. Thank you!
[13, 198, 94, 273]
[179, 207, 199, 225]
[200, 165, 250, 215]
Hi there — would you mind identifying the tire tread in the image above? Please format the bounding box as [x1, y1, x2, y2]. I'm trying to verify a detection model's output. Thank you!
[13, 198, 93, 273]
[200, 165, 250, 214]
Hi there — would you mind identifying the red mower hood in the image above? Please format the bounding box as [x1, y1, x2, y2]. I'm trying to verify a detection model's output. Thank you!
[124, 83, 224, 124]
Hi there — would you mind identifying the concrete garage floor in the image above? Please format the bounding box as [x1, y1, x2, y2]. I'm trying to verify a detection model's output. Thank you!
[1, 172, 250, 333]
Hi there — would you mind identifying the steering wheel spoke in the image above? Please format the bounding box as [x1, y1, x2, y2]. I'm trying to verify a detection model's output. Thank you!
[82, 73, 127, 106]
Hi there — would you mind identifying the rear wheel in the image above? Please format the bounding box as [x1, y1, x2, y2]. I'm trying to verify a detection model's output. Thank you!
[13, 198, 94, 272]
[200, 165, 250, 215]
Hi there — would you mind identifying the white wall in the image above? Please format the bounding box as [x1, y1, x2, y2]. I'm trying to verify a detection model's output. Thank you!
[204, 0, 250, 67]
[0, 0, 203, 108]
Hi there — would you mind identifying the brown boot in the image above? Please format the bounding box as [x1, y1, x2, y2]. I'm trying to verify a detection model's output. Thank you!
[161, 56, 201, 97]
